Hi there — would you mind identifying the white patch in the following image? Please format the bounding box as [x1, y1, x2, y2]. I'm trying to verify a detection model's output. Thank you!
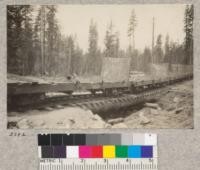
[66, 146, 79, 158]
[145, 133, 157, 146]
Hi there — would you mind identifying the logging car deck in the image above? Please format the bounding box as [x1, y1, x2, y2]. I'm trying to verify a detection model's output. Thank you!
[7, 73, 193, 96]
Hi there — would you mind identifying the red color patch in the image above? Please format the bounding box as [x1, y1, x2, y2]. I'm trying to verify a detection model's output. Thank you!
[91, 146, 103, 158]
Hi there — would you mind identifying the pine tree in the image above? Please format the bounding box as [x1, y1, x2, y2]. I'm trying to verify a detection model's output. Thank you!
[164, 34, 172, 71]
[142, 47, 152, 73]
[164, 34, 170, 62]
[104, 21, 119, 58]
[67, 36, 75, 75]
[34, 6, 47, 75]
[104, 21, 114, 57]
[154, 34, 164, 63]
[114, 32, 120, 58]
[87, 19, 99, 74]
[33, 5, 60, 75]
[184, 4, 194, 65]
[22, 6, 34, 75]
[74, 45, 84, 75]
[7, 6, 22, 74]
[127, 9, 137, 50]
[7, 5, 34, 75]
[46, 5, 59, 75]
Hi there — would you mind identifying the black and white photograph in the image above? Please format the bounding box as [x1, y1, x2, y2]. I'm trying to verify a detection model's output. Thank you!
[7, 4, 193, 129]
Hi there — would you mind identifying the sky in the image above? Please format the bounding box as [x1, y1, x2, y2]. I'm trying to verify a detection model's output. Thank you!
[56, 4, 186, 52]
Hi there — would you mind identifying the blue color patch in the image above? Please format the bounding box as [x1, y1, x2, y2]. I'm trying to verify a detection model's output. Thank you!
[128, 145, 141, 158]
[141, 146, 153, 158]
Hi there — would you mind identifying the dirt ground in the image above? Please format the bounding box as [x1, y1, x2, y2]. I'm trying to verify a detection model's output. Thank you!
[8, 107, 108, 129]
[105, 80, 193, 129]
[7, 80, 193, 129]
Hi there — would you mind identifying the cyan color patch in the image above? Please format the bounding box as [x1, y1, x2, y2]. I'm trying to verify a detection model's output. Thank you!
[128, 146, 141, 158]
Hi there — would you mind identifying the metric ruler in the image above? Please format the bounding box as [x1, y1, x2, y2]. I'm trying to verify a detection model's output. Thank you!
[38, 133, 158, 170]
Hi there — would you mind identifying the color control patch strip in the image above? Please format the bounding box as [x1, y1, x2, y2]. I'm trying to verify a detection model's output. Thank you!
[38, 133, 157, 159]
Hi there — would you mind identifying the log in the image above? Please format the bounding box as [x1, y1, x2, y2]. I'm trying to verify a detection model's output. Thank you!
[108, 117, 124, 124]
[144, 102, 160, 109]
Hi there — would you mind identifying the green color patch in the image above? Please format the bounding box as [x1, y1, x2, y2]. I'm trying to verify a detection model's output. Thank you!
[115, 145, 128, 158]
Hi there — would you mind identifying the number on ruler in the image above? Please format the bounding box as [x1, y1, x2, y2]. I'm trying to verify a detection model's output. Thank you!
[39, 158, 158, 170]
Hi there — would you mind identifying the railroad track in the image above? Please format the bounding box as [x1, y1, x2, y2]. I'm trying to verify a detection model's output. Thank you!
[8, 88, 166, 113]
[69, 89, 164, 113]
[7, 74, 193, 113]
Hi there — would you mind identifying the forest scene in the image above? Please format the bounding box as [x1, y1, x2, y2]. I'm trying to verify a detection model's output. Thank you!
[7, 5, 194, 130]
[7, 5, 193, 78]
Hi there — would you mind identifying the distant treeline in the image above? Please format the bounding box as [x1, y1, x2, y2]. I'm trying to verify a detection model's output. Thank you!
[7, 5, 193, 76]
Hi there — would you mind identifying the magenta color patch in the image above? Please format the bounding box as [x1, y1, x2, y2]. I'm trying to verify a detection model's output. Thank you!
[79, 146, 92, 158]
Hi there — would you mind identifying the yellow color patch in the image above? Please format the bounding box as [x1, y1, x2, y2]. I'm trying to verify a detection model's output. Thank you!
[103, 145, 115, 158]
